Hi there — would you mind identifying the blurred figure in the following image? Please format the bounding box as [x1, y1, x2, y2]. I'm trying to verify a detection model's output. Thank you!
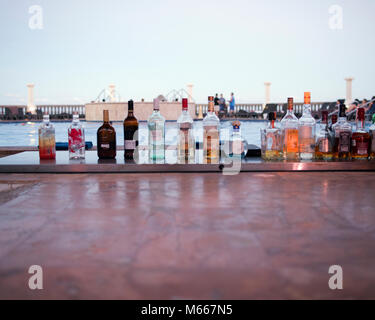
[229, 92, 235, 116]
[214, 93, 219, 115]
[219, 94, 225, 112]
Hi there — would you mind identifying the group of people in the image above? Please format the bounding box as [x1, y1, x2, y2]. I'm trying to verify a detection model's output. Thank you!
[346, 97, 375, 115]
[213, 92, 236, 116]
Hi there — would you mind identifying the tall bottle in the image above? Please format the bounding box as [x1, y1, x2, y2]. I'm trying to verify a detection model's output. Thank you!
[281, 97, 299, 160]
[203, 96, 220, 163]
[261, 112, 282, 160]
[38, 112, 56, 160]
[68, 112, 85, 160]
[351, 107, 370, 160]
[315, 111, 333, 160]
[369, 114, 375, 160]
[177, 98, 195, 163]
[148, 98, 165, 161]
[229, 121, 248, 158]
[333, 103, 352, 160]
[298, 92, 316, 160]
[97, 110, 116, 159]
[123, 100, 138, 160]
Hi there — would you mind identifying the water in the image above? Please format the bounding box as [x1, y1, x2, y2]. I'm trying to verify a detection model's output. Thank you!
[0, 120, 267, 147]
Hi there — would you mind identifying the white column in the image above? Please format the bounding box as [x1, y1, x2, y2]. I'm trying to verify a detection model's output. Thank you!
[345, 78, 354, 107]
[27, 84, 36, 114]
[264, 82, 271, 108]
[186, 84, 193, 102]
[109, 84, 116, 102]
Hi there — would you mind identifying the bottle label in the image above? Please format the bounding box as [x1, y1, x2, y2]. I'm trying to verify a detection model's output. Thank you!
[356, 141, 369, 155]
[319, 139, 330, 153]
[101, 144, 110, 149]
[339, 131, 350, 152]
[179, 123, 192, 129]
[125, 140, 136, 150]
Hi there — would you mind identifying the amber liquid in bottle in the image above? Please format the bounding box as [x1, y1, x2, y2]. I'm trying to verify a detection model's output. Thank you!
[97, 110, 116, 159]
[123, 100, 138, 160]
[351, 108, 370, 160]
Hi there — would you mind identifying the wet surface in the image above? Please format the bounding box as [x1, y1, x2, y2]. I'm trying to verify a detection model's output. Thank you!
[0, 172, 374, 299]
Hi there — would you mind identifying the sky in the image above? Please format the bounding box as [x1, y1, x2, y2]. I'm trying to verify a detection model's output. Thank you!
[0, 0, 374, 104]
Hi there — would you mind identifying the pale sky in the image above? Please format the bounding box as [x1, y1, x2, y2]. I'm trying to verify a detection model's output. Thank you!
[0, 0, 374, 104]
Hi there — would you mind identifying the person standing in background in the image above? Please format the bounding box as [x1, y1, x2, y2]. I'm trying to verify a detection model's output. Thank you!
[214, 93, 220, 115]
[229, 92, 235, 116]
[219, 94, 225, 112]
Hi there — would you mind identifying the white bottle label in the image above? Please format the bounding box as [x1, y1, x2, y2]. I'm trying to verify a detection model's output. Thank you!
[125, 140, 136, 150]
[101, 144, 110, 149]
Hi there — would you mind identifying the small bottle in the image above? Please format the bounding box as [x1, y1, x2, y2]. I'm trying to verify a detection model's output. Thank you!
[298, 92, 316, 160]
[315, 111, 333, 160]
[97, 110, 116, 159]
[261, 112, 282, 160]
[177, 98, 195, 163]
[123, 100, 138, 160]
[281, 97, 299, 160]
[229, 121, 248, 158]
[351, 107, 370, 160]
[203, 96, 220, 163]
[369, 114, 375, 160]
[333, 103, 352, 160]
[148, 98, 165, 161]
[38, 112, 56, 160]
[68, 112, 85, 160]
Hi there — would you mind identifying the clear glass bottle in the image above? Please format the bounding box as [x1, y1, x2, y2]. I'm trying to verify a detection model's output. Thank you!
[281, 97, 299, 160]
[315, 111, 333, 160]
[38, 112, 56, 160]
[203, 96, 220, 163]
[68, 112, 85, 160]
[229, 121, 248, 158]
[333, 103, 352, 160]
[351, 107, 370, 160]
[148, 98, 165, 161]
[370, 114, 375, 160]
[261, 112, 282, 160]
[298, 92, 316, 160]
[177, 98, 195, 163]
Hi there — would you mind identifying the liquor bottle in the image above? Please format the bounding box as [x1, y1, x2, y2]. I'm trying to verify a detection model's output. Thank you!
[369, 114, 375, 160]
[97, 110, 116, 159]
[261, 112, 282, 160]
[333, 103, 352, 160]
[123, 100, 138, 160]
[148, 98, 165, 161]
[351, 107, 370, 160]
[38, 112, 56, 160]
[330, 114, 338, 131]
[203, 96, 220, 163]
[315, 111, 333, 160]
[281, 97, 299, 160]
[298, 92, 316, 160]
[68, 112, 85, 160]
[229, 121, 248, 158]
[177, 98, 195, 163]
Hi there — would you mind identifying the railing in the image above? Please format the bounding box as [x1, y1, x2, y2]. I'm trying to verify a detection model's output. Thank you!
[36, 105, 85, 115]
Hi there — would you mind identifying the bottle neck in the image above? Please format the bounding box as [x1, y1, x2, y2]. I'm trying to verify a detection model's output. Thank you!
[72, 114, 79, 123]
[357, 118, 365, 131]
[43, 115, 49, 123]
[269, 120, 275, 128]
[128, 109, 134, 117]
[303, 104, 312, 115]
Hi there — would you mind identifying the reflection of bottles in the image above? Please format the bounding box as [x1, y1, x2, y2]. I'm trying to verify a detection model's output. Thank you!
[229, 121, 248, 158]
[351, 107, 370, 160]
[315, 111, 333, 160]
[177, 98, 195, 163]
[261, 112, 282, 160]
[123, 100, 138, 160]
[68, 112, 85, 160]
[370, 114, 375, 160]
[97, 110, 116, 159]
[298, 92, 316, 160]
[148, 98, 165, 161]
[281, 97, 299, 160]
[203, 96, 220, 163]
[39, 113, 56, 160]
[333, 103, 352, 160]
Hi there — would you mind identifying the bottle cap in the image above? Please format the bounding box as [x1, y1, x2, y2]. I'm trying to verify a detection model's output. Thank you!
[304, 92, 311, 105]
[208, 96, 214, 102]
[232, 120, 241, 130]
[287, 97, 293, 110]
[321, 110, 328, 122]
[153, 98, 160, 110]
[331, 114, 338, 124]
[128, 100, 134, 111]
[182, 98, 188, 110]
[357, 107, 365, 120]
[268, 112, 275, 121]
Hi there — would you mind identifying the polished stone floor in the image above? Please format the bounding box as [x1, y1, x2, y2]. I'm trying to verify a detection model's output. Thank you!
[0, 172, 374, 299]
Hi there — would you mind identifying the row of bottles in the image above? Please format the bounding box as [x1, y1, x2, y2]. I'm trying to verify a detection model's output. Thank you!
[261, 93, 375, 161]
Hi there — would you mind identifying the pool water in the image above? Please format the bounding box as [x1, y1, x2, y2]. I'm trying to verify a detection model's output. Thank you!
[0, 120, 267, 147]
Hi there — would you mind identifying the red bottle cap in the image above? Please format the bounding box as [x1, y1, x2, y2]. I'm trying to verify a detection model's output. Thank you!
[287, 97, 293, 110]
[182, 98, 188, 110]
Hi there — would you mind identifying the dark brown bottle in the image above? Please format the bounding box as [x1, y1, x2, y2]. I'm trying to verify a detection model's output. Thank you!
[97, 110, 116, 159]
[123, 100, 139, 160]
